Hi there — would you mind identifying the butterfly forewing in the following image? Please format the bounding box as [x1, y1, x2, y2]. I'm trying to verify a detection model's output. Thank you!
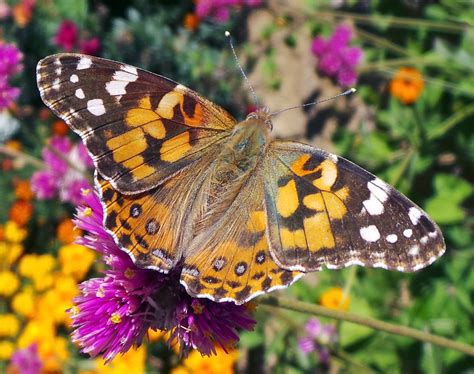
[263, 141, 445, 272]
[37, 53, 236, 195]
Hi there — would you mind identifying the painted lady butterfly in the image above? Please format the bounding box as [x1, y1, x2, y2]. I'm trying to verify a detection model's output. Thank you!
[37, 54, 445, 304]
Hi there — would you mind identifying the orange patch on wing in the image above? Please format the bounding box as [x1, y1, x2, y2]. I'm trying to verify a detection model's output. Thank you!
[280, 228, 307, 249]
[322, 192, 347, 219]
[290, 154, 315, 176]
[125, 96, 166, 139]
[160, 131, 192, 162]
[276, 179, 299, 218]
[247, 211, 266, 233]
[304, 213, 335, 251]
[182, 102, 203, 127]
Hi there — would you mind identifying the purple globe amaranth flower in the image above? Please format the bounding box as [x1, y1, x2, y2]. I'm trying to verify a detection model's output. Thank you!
[311, 24, 363, 87]
[0, 42, 23, 109]
[31, 136, 93, 205]
[298, 318, 337, 365]
[10, 343, 42, 374]
[71, 189, 255, 362]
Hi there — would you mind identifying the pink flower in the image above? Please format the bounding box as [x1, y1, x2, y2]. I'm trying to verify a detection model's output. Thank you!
[311, 24, 363, 87]
[0, 43, 23, 109]
[79, 37, 100, 55]
[196, 0, 261, 23]
[31, 136, 93, 205]
[54, 20, 78, 52]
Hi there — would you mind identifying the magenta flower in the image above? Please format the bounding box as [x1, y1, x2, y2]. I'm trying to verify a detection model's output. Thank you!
[196, 0, 262, 22]
[31, 136, 93, 205]
[0, 43, 23, 109]
[10, 343, 42, 374]
[80, 37, 100, 55]
[71, 189, 255, 362]
[54, 20, 78, 52]
[311, 24, 363, 87]
[298, 318, 337, 365]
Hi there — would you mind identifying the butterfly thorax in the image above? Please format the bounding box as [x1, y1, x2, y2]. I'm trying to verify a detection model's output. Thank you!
[192, 118, 271, 232]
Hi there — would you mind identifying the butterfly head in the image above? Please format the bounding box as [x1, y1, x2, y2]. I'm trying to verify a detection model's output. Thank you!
[246, 106, 273, 130]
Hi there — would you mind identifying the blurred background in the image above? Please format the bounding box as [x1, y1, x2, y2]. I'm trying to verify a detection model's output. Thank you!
[0, 0, 473, 373]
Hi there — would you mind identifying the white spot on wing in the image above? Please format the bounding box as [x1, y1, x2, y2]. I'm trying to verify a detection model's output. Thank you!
[386, 234, 398, 243]
[428, 231, 437, 238]
[87, 99, 106, 116]
[55, 67, 61, 75]
[77, 57, 92, 70]
[75, 88, 85, 99]
[408, 207, 422, 225]
[52, 78, 60, 90]
[114, 69, 138, 82]
[368, 180, 389, 202]
[408, 245, 420, 256]
[420, 236, 428, 244]
[363, 195, 384, 215]
[106, 80, 129, 96]
[360, 225, 380, 242]
[403, 229, 413, 238]
[70, 74, 79, 83]
[121, 64, 138, 75]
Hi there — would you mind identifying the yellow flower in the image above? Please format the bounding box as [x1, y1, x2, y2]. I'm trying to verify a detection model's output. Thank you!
[172, 348, 238, 374]
[0, 314, 20, 337]
[17, 319, 53, 348]
[4, 221, 27, 243]
[16, 318, 69, 370]
[59, 244, 96, 280]
[319, 287, 350, 311]
[0, 340, 15, 360]
[12, 286, 36, 318]
[0, 271, 20, 297]
[19, 254, 56, 291]
[40, 336, 70, 373]
[38, 275, 78, 325]
[389, 67, 424, 105]
[91, 345, 146, 374]
[0, 241, 23, 266]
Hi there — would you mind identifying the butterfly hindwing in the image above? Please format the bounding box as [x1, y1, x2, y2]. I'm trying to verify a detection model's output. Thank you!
[37, 53, 236, 195]
[180, 170, 303, 304]
[263, 141, 445, 272]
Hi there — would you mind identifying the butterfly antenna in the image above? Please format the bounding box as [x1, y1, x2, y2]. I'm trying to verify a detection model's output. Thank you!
[225, 31, 260, 109]
[270, 88, 357, 117]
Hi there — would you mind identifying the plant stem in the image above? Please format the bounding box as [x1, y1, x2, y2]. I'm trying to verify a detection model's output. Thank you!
[259, 296, 474, 356]
[428, 103, 474, 141]
[358, 56, 442, 72]
[313, 10, 469, 33]
[355, 27, 411, 56]
[0, 146, 45, 169]
[390, 148, 416, 189]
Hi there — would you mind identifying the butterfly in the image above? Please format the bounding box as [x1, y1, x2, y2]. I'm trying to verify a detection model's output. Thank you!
[36, 54, 446, 304]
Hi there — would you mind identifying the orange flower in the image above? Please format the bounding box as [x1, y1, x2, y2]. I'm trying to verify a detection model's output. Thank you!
[9, 200, 33, 226]
[320, 287, 350, 311]
[52, 120, 69, 136]
[12, 0, 35, 28]
[14, 180, 33, 200]
[183, 13, 199, 30]
[4, 140, 21, 151]
[389, 67, 424, 105]
[57, 218, 80, 244]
